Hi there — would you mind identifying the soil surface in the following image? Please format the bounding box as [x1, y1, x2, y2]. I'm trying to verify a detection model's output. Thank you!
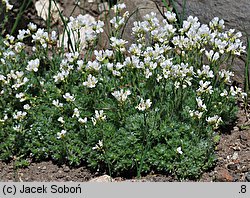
[0, 0, 249, 182]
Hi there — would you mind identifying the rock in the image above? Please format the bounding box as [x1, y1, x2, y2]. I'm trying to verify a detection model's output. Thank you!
[215, 168, 234, 182]
[175, 0, 250, 34]
[175, 0, 250, 83]
[34, 0, 63, 24]
[246, 172, 250, 182]
[89, 175, 113, 182]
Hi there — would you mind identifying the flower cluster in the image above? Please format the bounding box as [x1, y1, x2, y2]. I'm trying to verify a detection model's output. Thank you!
[112, 89, 131, 103]
[136, 98, 152, 111]
[26, 58, 40, 72]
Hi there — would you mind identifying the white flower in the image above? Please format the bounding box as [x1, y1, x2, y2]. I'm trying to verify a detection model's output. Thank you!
[72, 108, 80, 118]
[78, 117, 87, 124]
[28, 22, 37, 31]
[164, 11, 177, 23]
[63, 93, 75, 102]
[51, 31, 57, 42]
[83, 74, 98, 88]
[13, 111, 27, 120]
[112, 89, 131, 103]
[92, 140, 103, 150]
[91, 110, 106, 126]
[91, 117, 97, 126]
[205, 50, 219, 62]
[189, 110, 203, 119]
[196, 97, 207, 111]
[197, 65, 214, 79]
[23, 104, 31, 110]
[57, 130, 67, 139]
[17, 29, 30, 41]
[177, 147, 183, 155]
[93, 20, 104, 34]
[77, 60, 84, 71]
[112, 70, 121, 77]
[206, 115, 223, 129]
[145, 68, 152, 78]
[209, 17, 224, 30]
[16, 92, 26, 102]
[26, 58, 40, 72]
[196, 80, 213, 95]
[13, 125, 22, 132]
[0, 74, 6, 82]
[136, 98, 152, 111]
[14, 42, 25, 53]
[107, 63, 114, 71]
[219, 69, 234, 83]
[110, 37, 128, 52]
[95, 110, 106, 121]
[230, 86, 237, 96]
[52, 99, 63, 107]
[86, 60, 101, 72]
[58, 117, 65, 124]
[32, 28, 49, 45]
[53, 70, 69, 83]
[220, 89, 228, 97]
[2, 0, 13, 11]
[0, 114, 8, 123]
[112, 3, 126, 13]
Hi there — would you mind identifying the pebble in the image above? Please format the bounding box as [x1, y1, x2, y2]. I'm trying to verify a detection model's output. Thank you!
[246, 172, 250, 182]
[89, 175, 113, 182]
[232, 152, 239, 160]
[227, 163, 238, 171]
[56, 174, 64, 179]
[63, 166, 70, 172]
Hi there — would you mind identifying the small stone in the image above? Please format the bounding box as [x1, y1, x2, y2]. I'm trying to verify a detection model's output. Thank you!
[241, 166, 249, 173]
[240, 134, 247, 141]
[65, 176, 71, 181]
[215, 168, 234, 182]
[41, 166, 46, 170]
[63, 166, 70, 172]
[89, 175, 113, 182]
[232, 152, 239, 160]
[233, 126, 239, 131]
[227, 163, 238, 171]
[246, 172, 250, 182]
